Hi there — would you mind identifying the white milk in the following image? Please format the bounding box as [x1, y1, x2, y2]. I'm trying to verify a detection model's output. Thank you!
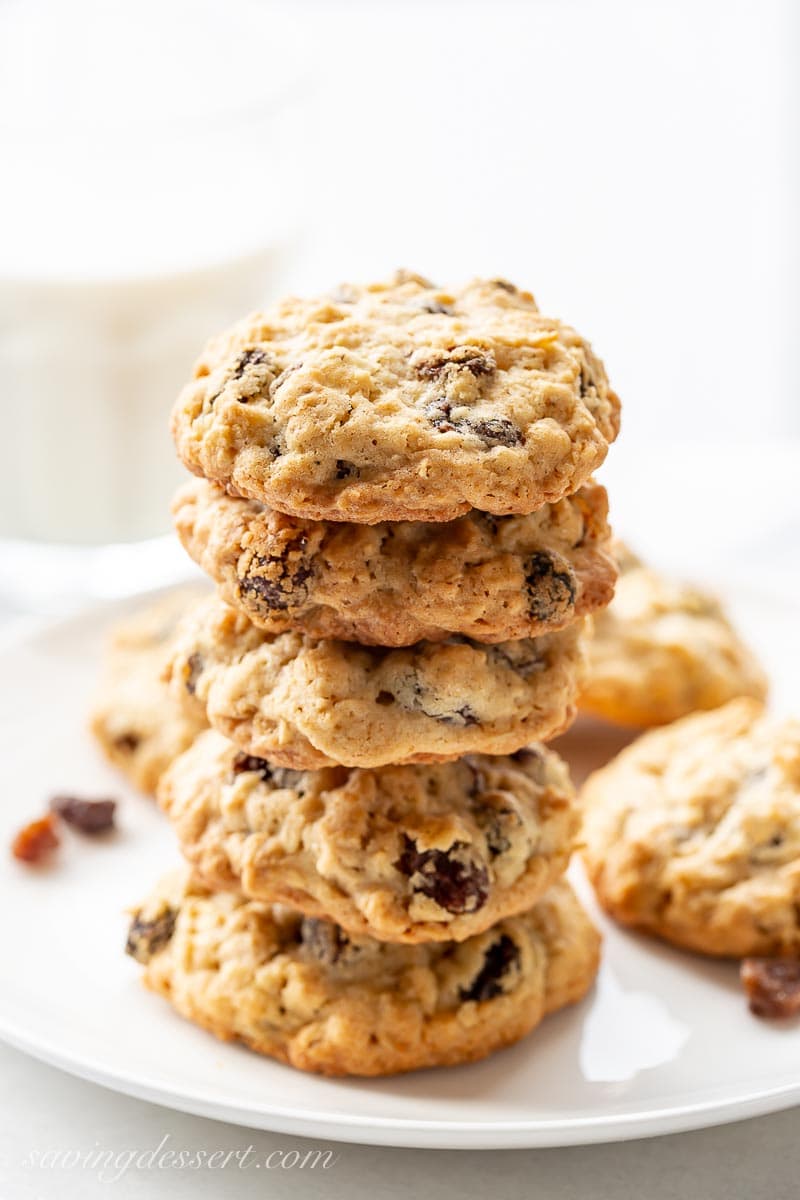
[0, 0, 309, 555]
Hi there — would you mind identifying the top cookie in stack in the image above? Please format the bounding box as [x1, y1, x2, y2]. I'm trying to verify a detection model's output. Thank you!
[165, 272, 619, 769]
[171, 272, 619, 525]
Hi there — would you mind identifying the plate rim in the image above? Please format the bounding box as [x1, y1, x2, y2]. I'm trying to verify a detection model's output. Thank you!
[2, 998, 800, 1149]
[2, 586, 800, 1149]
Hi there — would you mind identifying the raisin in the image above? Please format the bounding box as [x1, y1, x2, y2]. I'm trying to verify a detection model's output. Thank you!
[335, 460, 358, 479]
[206, 348, 275, 408]
[459, 934, 521, 1002]
[525, 552, 577, 622]
[114, 732, 140, 753]
[405, 682, 479, 726]
[232, 347, 270, 379]
[231, 753, 301, 790]
[425, 400, 520, 449]
[490, 279, 517, 294]
[11, 813, 60, 864]
[578, 361, 598, 399]
[741, 959, 800, 1018]
[395, 836, 488, 914]
[420, 300, 454, 315]
[489, 642, 543, 679]
[465, 759, 487, 797]
[425, 398, 458, 432]
[232, 751, 274, 779]
[416, 346, 496, 380]
[300, 917, 349, 965]
[510, 747, 541, 767]
[475, 807, 513, 857]
[376, 690, 395, 706]
[185, 652, 203, 695]
[125, 904, 177, 964]
[438, 704, 479, 727]
[50, 795, 116, 834]
[240, 548, 313, 612]
[468, 417, 522, 447]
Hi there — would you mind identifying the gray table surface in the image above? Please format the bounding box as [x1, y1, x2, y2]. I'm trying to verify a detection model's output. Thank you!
[1, 1041, 796, 1199]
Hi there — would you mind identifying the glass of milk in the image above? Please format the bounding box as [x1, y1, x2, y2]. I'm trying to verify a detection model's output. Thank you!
[0, 0, 311, 611]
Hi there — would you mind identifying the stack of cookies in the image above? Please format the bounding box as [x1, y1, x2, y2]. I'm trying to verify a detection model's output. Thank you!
[126, 273, 621, 1076]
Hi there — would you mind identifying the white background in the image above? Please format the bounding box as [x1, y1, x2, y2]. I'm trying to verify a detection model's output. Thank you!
[288, 0, 800, 446]
[1, 2, 799, 1197]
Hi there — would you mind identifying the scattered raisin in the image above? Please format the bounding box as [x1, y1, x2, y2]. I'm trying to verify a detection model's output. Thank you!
[741, 959, 800, 1018]
[525, 552, 577, 622]
[420, 300, 454, 315]
[376, 690, 395, 706]
[395, 836, 489, 914]
[126, 904, 177, 964]
[50, 795, 116, 834]
[11, 813, 60, 864]
[490, 279, 518, 294]
[335, 460, 358, 479]
[459, 934, 521, 1002]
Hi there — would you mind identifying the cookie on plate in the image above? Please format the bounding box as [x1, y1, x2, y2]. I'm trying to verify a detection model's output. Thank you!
[170, 272, 620, 524]
[159, 730, 579, 943]
[582, 698, 800, 957]
[579, 543, 767, 727]
[126, 871, 600, 1076]
[165, 595, 585, 769]
[90, 588, 209, 795]
[173, 477, 616, 646]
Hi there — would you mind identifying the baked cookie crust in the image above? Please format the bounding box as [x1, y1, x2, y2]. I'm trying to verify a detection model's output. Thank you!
[159, 730, 579, 943]
[170, 273, 620, 524]
[89, 588, 209, 794]
[579, 544, 767, 727]
[165, 595, 585, 769]
[582, 699, 800, 957]
[127, 871, 600, 1076]
[173, 477, 616, 645]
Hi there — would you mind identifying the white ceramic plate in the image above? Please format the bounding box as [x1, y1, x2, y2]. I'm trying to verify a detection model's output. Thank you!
[1, 585, 799, 1149]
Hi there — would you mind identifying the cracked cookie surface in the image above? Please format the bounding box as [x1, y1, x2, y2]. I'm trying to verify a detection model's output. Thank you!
[173, 477, 615, 645]
[89, 588, 210, 794]
[165, 595, 585, 769]
[159, 730, 578, 943]
[128, 871, 600, 1076]
[582, 699, 800, 957]
[170, 273, 620, 523]
[579, 543, 767, 727]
